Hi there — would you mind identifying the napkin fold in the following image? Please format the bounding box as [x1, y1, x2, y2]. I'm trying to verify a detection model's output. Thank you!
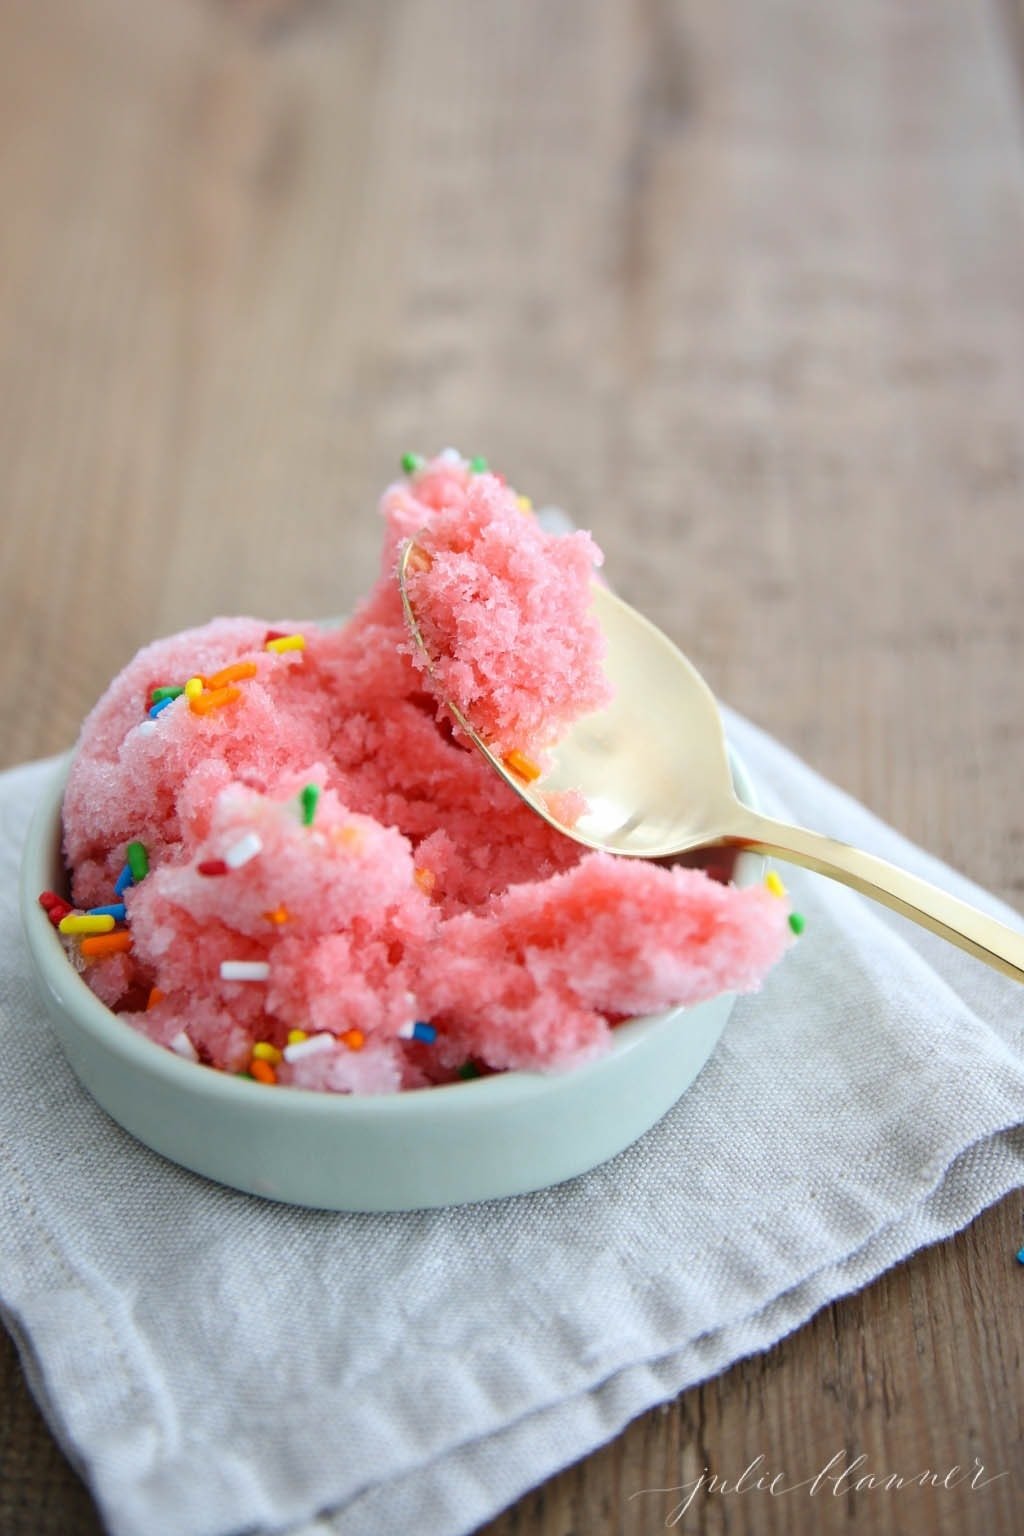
[1, 718, 1022, 1536]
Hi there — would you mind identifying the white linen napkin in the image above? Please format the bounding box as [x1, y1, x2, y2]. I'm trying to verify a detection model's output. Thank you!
[1, 719, 1023, 1536]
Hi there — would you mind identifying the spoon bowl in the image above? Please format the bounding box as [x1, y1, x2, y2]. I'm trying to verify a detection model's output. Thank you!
[399, 547, 1024, 983]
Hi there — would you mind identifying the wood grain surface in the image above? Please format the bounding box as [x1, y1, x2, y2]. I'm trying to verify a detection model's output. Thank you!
[1, 1, 1022, 1532]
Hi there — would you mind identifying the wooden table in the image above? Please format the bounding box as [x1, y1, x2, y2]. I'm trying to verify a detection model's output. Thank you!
[1, 2, 1021, 1532]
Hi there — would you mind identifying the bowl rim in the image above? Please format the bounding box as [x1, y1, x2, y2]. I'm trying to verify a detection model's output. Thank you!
[20, 743, 762, 1119]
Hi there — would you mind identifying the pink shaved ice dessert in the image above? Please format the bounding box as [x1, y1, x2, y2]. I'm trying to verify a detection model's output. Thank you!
[56, 451, 794, 1093]
[401, 472, 613, 761]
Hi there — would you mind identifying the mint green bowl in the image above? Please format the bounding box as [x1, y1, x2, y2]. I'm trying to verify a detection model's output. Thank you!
[20, 750, 764, 1211]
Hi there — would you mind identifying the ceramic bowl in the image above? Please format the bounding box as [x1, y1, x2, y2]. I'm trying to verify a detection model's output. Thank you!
[20, 749, 764, 1211]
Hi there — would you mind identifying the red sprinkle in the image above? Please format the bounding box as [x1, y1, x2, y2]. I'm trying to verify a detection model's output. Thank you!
[198, 859, 229, 878]
[39, 891, 74, 926]
[264, 629, 287, 643]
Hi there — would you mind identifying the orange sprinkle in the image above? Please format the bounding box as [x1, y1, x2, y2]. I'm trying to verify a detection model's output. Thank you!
[206, 660, 258, 690]
[249, 1058, 277, 1085]
[341, 1028, 365, 1051]
[263, 904, 291, 926]
[332, 824, 363, 851]
[413, 866, 436, 894]
[147, 987, 165, 1011]
[81, 931, 133, 958]
[190, 684, 241, 716]
[405, 542, 433, 573]
[504, 749, 542, 783]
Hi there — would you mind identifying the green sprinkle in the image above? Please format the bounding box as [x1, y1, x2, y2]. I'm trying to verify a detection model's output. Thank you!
[401, 452, 424, 475]
[788, 911, 805, 935]
[300, 784, 320, 827]
[457, 1060, 481, 1080]
[126, 841, 149, 881]
[468, 455, 488, 474]
[150, 685, 184, 703]
[236, 1070, 255, 1080]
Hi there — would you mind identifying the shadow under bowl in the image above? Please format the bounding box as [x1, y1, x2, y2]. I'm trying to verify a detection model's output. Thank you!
[20, 747, 764, 1211]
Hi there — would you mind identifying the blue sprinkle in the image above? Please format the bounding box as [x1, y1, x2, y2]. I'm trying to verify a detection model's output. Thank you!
[148, 696, 174, 720]
[412, 1021, 437, 1044]
[88, 903, 126, 922]
[114, 865, 135, 897]
[1017, 1247, 1024, 1266]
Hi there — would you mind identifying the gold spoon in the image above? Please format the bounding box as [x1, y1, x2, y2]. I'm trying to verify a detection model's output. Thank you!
[399, 543, 1024, 983]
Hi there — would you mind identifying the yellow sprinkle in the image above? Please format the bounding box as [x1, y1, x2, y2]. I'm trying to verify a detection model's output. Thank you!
[184, 676, 204, 699]
[59, 913, 116, 935]
[516, 495, 533, 514]
[265, 633, 305, 654]
[263, 904, 290, 926]
[252, 1042, 283, 1065]
[765, 871, 787, 898]
[287, 1029, 308, 1045]
[504, 749, 542, 783]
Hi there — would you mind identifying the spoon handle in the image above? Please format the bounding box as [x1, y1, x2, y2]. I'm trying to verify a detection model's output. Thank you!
[728, 808, 1024, 983]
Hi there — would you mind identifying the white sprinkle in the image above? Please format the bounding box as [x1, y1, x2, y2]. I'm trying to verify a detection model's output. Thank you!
[283, 1032, 336, 1063]
[220, 960, 270, 982]
[224, 831, 263, 869]
[397, 1020, 416, 1039]
[136, 721, 158, 737]
[169, 1030, 198, 1062]
[439, 447, 463, 464]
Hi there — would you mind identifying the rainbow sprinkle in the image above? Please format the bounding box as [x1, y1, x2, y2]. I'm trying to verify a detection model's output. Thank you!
[265, 633, 305, 655]
[38, 891, 73, 927]
[283, 1032, 335, 1063]
[190, 684, 241, 716]
[59, 913, 115, 936]
[220, 960, 270, 982]
[504, 749, 542, 783]
[126, 842, 149, 881]
[399, 1020, 437, 1044]
[198, 858, 229, 878]
[206, 660, 258, 690]
[224, 832, 262, 870]
[81, 932, 132, 959]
